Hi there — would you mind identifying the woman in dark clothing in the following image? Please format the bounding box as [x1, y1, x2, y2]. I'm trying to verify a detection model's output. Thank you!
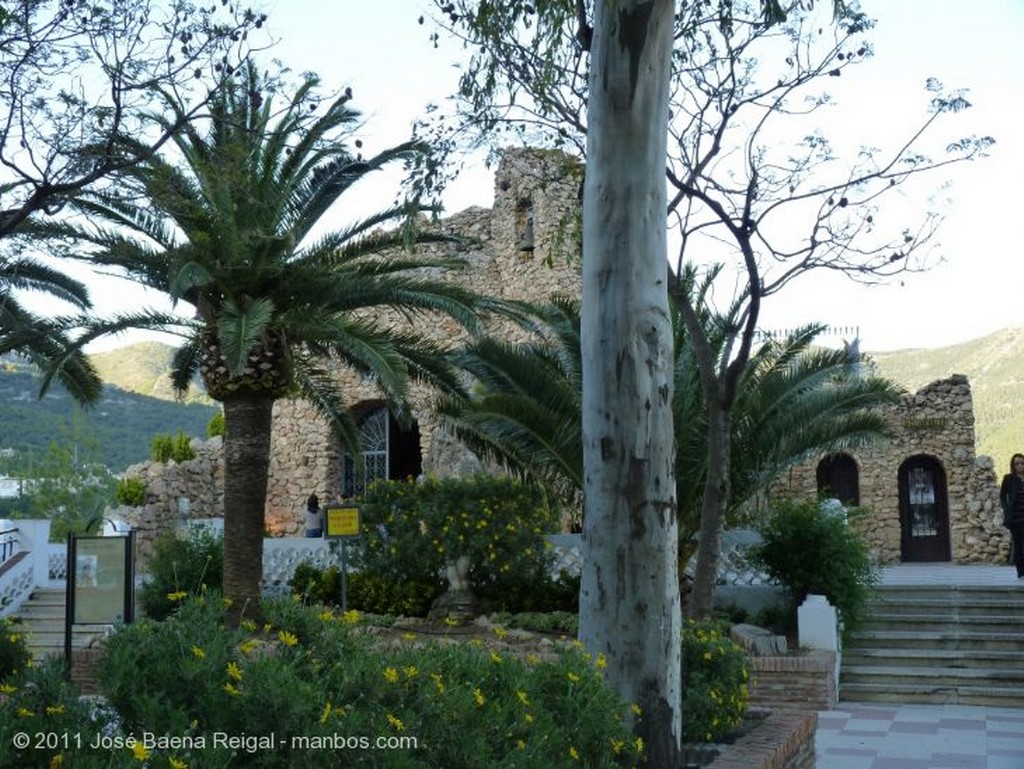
[999, 453, 1024, 578]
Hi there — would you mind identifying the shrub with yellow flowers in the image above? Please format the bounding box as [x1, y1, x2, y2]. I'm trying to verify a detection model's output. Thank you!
[681, 618, 751, 743]
[0, 616, 30, 682]
[353, 475, 574, 616]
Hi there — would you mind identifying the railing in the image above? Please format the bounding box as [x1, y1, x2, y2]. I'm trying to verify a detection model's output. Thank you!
[0, 520, 54, 618]
[1, 527, 17, 565]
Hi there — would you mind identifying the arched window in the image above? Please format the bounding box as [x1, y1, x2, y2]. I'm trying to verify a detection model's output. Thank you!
[341, 405, 421, 498]
[816, 453, 860, 507]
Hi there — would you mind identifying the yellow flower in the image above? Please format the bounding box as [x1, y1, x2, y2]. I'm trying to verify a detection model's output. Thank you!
[473, 688, 486, 707]
[320, 701, 333, 724]
[403, 665, 418, 679]
[278, 630, 299, 647]
[386, 713, 405, 732]
[45, 704, 65, 715]
[595, 652, 607, 670]
[442, 617, 459, 627]
[630, 703, 643, 718]
[493, 626, 508, 639]
[569, 746, 580, 761]
[524, 712, 534, 724]
[238, 639, 259, 655]
[16, 707, 33, 717]
[516, 690, 530, 707]
[525, 653, 539, 666]
[226, 661, 243, 681]
[190, 645, 206, 659]
[49, 755, 63, 769]
[0, 683, 17, 694]
[166, 591, 187, 602]
[567, 672, 580, 684]
[169, 759, 188, 769]
[131, 742, 150, 761]
[489, 652, 503, 664]
[318, 610, 334, 622]
[223, 682, 242, 697]
[634, 736, 645, 754]
[341, 610, 361, 624]
[430, 673, 445, 694]
[402, 632, 417, 642]
[610, 737, 625, 755]
[222, 597, 233, 608]
[241, 619, 257, 632]
[383, 667, 400, 684]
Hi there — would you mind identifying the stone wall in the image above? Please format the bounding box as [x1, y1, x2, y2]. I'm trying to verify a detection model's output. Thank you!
[110, 437, 224, 561]
[263, 148, 584, 533]
[770, 374, 1008, 564]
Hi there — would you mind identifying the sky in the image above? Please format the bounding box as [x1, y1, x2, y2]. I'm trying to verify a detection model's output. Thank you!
[70, 0, 1024, 353]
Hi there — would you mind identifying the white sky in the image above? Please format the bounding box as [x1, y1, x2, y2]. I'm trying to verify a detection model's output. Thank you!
[73, 0, 1023, 353]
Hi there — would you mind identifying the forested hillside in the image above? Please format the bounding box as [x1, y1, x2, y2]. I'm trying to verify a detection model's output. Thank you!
[0, 353, 217, 472]
[868, 326, 1024, 474]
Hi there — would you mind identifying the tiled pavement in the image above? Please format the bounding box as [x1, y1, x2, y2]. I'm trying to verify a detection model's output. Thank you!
[816, 564, 1024, 769]
[816, 703, 1024, 769]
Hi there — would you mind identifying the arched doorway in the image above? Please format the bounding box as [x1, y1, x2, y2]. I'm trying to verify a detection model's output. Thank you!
[898, 455, 951, 562]
[340, 403, 422, 498]
[816, 453, 860, 507]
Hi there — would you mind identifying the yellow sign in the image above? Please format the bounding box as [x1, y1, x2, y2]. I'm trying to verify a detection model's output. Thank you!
[325, 505, 361, 538]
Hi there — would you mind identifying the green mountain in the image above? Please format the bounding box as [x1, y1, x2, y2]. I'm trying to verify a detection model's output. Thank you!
[0, 351, 218, 473]
[867, 326, 1024, 475]
[90, 341, 211, 404]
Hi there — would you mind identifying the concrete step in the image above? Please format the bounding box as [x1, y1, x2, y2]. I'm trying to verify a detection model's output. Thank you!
[848, 629, 1024, 652]
[842, 663, 1024, 689]
[840, 682, 1024, 709]
[843, 646, 1024, 669]
[860, 613, 1024, 634]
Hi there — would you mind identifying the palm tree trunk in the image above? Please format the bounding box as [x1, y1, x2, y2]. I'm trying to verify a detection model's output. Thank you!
[222, 393, 275, 624]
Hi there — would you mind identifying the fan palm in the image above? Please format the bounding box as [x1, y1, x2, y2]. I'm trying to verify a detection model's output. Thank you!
[0, 254, 101, 402]
[439, 286, 903, 554]
[35, 64, 505, 620]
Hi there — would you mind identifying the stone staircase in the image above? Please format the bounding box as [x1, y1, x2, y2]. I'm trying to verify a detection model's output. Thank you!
[12, 587, 112, 663]
[841, 583, 1024, 707]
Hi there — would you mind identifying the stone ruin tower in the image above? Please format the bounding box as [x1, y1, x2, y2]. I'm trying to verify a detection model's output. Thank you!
[263, 148, 584, 534]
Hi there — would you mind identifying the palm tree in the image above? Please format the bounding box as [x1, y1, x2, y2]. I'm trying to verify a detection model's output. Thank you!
[37, 64, 505, 620]
[0, 254, 102, 402]
[438, 288, 903, 560]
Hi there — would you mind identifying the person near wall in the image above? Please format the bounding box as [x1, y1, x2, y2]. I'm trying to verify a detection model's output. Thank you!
[303, 493, 324, 538]
[999, 453, 1024, 578]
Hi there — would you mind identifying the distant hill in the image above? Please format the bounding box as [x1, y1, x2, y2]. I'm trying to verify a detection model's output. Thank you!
[90, 341, 211, 404]
[867, 326, 1024, 475]
[0, 353, 217, 472]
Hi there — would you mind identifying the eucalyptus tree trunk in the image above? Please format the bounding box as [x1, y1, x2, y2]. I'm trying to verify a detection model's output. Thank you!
[689, 397, 731, 618]
[221, 394, 275, 624]
[578, 0, 681, 763]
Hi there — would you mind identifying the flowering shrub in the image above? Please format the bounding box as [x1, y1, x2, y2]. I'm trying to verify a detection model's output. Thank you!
[92, 594, 643, 768]
[138, 529, 223, 621]
[0, 617, 30, 682]
[681, 619, 750, 743]
[354, 475, 570, 615]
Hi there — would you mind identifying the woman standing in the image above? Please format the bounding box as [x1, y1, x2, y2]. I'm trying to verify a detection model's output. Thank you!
[999, 454, 1024, 578]
[303, 494, 324, 538]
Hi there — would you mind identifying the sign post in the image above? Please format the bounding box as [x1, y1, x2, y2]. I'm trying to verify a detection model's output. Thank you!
[65, 532, 135, 669]
[324, 503, 361, 612]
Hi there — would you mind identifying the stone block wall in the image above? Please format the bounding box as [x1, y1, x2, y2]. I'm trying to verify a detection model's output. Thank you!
[771, 374, 1008, 564]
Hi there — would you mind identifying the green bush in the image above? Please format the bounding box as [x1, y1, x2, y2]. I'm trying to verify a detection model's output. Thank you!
[96, 595, 644, 768]
[207, 410, 225, 438]
[354, 475, 564, 615]
[288, 561, 343, 606]
[0, 617, 30, 682]
[347, 571, 443, 617]
[150, 430, 196, 463]
[138, 529, 224, 620]
[0, 658, 114, 769]
[114, 476, 146, 507]
[751, 497, 880, 640]
[681, 619, 750, 743]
